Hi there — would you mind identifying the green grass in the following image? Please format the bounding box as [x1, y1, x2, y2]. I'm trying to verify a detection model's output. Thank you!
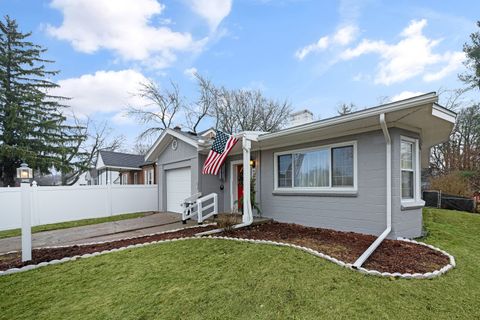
[1, 208, 480, 319]
[0, 212, 150, 239]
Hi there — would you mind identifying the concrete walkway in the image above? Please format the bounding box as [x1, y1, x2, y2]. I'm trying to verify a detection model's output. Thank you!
[0, 212, 198, 254]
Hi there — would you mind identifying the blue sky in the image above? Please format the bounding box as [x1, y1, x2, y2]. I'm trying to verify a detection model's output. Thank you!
[1, 0, 478, 150]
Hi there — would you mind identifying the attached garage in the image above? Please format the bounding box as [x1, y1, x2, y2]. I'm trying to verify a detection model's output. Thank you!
[166, 167, 192, 213]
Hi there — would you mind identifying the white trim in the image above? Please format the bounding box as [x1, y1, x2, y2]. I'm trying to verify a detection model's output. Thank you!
[432, 103, 456, 123]
[273, 140, 358, 193]
[259, 93, 438, 141]
[200, 128, 216, 137]
[229, 160, 243, 212]
[400, 136, 422, 204]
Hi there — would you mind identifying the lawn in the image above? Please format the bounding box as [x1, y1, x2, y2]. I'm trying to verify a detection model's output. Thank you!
[0, 212, 151, 239]
[0, 208, 479, 319]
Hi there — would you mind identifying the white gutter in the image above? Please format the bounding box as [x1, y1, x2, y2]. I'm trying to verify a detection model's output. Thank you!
[353, 113, 392, 269]
[258, 93, 438, 141]
[196, 135, 254, 236]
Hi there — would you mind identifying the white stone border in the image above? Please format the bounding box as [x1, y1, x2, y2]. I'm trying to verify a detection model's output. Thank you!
[0, 231, 455, 279]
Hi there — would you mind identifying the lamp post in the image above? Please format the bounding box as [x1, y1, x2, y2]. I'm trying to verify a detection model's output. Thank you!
[17, 163, 33, 262]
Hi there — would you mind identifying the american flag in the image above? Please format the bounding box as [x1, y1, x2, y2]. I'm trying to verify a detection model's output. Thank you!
[202, 130, 238, 175]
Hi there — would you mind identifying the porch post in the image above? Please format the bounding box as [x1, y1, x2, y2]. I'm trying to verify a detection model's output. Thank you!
[242, 136, 253, 224]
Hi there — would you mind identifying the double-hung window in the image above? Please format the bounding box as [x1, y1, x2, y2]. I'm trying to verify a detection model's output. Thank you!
[144, 168, 154, 185]
[400, 136, 421, 205]
[275, 142, 356, 192]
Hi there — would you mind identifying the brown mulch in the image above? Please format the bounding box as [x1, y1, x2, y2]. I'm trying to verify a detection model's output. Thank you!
[223, 221, 450, 274]
[0, 226, 215, 272]
[0, 221, 450, 275]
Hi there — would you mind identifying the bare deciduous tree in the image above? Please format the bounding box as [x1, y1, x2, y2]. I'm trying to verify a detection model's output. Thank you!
[337, 102, 356, 115]
[202, 84, 292, 134]
[185, 73, 216, 133]
[127, 79, 183, 140]
[60, 115, 124, 185]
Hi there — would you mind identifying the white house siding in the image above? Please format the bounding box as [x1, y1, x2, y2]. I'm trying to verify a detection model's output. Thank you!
[258, 129, 423, 238]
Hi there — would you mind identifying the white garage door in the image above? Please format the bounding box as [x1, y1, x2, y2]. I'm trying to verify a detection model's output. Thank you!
[166, 167, 191, 213]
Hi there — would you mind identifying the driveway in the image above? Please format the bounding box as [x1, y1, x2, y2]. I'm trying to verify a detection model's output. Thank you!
[0, 212, 198, 254]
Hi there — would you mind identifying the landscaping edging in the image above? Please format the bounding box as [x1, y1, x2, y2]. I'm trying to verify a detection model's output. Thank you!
[203, 236, 456, 279]
[0, 229, 455, 279]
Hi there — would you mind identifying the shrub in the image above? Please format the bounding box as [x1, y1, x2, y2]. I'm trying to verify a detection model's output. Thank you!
[216, 213, 242, 231]
[429, 171, 473, 197]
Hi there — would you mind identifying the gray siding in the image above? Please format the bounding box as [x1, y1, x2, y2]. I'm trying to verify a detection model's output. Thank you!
[258, 129, 423, 238]
[156, 138, 198, 212]
[198, 154, 226, 212]
[390, 128, 423, 238]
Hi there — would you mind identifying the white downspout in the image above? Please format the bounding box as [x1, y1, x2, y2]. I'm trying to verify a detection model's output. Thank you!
[196, 135, 254, 236]
[353, 113, 391, 269]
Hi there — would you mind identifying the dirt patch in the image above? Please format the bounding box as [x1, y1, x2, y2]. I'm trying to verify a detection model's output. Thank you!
[222, 221, 450, 274]
[0, 226, 215, 272]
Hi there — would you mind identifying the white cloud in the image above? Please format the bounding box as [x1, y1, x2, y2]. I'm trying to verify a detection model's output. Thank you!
[295, 25, 358, 60]
[184, 67, 198, 79]
[341, 19, 465, 85]
[333, 25, 358, 46]
[390, 91, 425, 102]
[52, 69, 150, 117]
[423, 51, 465, 82]
[187, 0, 232, 30]
[295, 36, 329, 60]
[47, 0, 202, 68]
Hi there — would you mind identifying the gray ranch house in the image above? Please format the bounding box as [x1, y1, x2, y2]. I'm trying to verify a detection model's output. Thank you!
[144, 93, 455, 241]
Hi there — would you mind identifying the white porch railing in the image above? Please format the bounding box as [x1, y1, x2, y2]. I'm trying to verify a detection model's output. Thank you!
[182, 193, 218, 224]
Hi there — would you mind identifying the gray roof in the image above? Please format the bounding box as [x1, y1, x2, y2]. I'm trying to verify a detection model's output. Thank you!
[172, 127, 215, 142]
[99, 150, 145, 169]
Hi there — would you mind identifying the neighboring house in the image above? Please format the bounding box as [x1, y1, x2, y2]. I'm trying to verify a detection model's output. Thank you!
[84, 168, 98, 185]
[144, 93, 455, 239]
[95, 150, 148, 185]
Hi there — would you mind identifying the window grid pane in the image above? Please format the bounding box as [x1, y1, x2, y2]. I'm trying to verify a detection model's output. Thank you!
[277, 154, 292, 187]
[401, 140, 415, 199]
[293, 149, 329, 187]
[401, 141, 413, 169]
[401, 171, 414, 199]
[332, 146, 354, 187]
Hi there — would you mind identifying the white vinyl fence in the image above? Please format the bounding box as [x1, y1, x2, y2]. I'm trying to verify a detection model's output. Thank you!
[0, 184, 159, 231]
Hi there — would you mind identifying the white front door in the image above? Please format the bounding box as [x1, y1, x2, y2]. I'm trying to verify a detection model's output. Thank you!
[166, 167, 191, 213]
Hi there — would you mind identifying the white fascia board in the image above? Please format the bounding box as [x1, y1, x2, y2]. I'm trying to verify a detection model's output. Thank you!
[258, 92, 438, 141]
[432, 103, 456, 123]
[200, 128, 216, 137]
[145, 128, 198, 161]
[234, 131, 266, 141]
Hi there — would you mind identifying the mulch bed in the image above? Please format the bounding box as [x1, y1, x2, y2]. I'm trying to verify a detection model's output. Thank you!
[0, 226, 215, 272]
[0, 221, 450, 275]
[223, 221, 449, 274]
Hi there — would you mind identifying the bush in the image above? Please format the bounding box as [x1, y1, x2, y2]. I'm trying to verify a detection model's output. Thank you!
[215, 213, 242, 231]
[429, 171, 473, 197]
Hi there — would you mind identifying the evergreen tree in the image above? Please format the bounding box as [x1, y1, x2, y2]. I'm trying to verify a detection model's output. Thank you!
[460, 21, 480, 90]
[0, 16, 84, 186]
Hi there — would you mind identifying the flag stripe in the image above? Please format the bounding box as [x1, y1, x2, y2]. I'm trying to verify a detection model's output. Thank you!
[211, 136, 237, 174]
[201, 130, 238, 175]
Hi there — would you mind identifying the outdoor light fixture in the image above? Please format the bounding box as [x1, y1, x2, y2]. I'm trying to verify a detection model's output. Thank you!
[16, 162, 33, 183]
[249, 159, 255, 168]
